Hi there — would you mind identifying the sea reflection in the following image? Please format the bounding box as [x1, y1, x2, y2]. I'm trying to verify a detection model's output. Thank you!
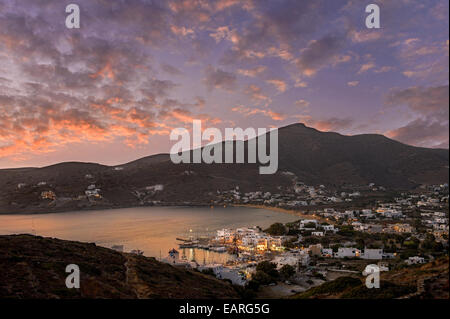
[0, 206, 298, 264]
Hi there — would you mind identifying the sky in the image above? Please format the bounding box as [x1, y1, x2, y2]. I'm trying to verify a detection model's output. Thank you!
[0, 0, 448, 168]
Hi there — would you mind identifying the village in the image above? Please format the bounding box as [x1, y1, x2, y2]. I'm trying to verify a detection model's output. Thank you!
[156, 181, 448, 296]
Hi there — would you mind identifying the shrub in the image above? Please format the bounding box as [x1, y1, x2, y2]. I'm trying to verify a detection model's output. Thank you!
[264, 223, 287, 236]
[256, 261, 279, 279]
[293, 276, 361, 299]
[280, 264, 296, 279]
[252, 270, 274, 285]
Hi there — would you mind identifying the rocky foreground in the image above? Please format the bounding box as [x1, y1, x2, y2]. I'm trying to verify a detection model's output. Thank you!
[0, 234, 239, 299]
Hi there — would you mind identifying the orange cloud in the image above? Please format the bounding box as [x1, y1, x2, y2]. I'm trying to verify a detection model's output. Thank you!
[231, 106, 285, 121]
[90, 62, 115, 80]
[266, 79, 287, 93]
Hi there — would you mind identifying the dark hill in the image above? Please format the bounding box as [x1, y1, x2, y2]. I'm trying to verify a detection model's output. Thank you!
[0, 234, 239, 299]
[276, 123, 448, 188]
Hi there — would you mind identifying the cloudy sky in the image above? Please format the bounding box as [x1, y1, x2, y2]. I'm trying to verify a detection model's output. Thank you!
[0, 0, 448, 168]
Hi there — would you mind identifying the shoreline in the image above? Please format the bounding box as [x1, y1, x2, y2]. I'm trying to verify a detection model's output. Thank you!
[0, 202, 307, 219]
[0, 202, 214, 216]
[0, 203, 332, 225]
[232, 204, 333, 224]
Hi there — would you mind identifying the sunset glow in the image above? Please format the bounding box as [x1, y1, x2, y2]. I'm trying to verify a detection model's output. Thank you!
[0, 0, 448, 168]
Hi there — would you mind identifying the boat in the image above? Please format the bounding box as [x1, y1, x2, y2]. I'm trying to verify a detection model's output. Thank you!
[179, 242, 195, 248]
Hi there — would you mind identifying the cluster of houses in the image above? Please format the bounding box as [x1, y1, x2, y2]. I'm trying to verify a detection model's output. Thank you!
[317, 206, 405, 221]
[420, 211, 449, 242]
[215, 226, 286, 253]
[40, 190, 56, 200]
[214, 180, 364, 208]
[312, 188, 448, 239]
[161, 248, 249, 285]
[212, 177, 405, 209]
[17, 175, 106, 203]
[214, 179, 448, 219]
[85, 184, 102, 199]
[400, 184, 449, 208]
[159, 221, 401, 286]
[158, 199, 448, 287]
[16, 181, 58, 201]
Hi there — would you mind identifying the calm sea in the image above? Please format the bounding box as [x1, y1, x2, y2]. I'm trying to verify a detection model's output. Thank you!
[0, 206, 299, 264]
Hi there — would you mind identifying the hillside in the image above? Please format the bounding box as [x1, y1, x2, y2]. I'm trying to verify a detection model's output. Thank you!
[291, 256, 449, 299]
[0, 123, 448, 213]
[276, 123, 448, 188]
[0, 234, 239, 299]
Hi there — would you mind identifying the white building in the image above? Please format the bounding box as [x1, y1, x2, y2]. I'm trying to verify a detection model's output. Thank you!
[300, 219, 318, 229]
[274, 250, 310, 267]
[405, 256, 425, 265]
[162, 249, 198, 268]
[335, 247, 360, 258]
[216, 228, 234, 241]
[323, 225, 337, 233]
[198, 264, 247, 286]
[312, 231, 324, 237]
[218, 268, 247, 286]
[361, 248, 383, 260]
[360, 209, 374, 218]
[146, 184, 164, 192]
[273, 256, 298, 269]
[85, 188, 101, 197]
[269, 236, 285, 251]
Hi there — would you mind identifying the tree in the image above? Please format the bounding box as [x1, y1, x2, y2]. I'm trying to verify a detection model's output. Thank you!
[279, 264, 296, 279]
[246, 279, 261, 292]
[403, 238, 419, 250]
[425, 233, 436, 241]
[337, 225, 355, 237]
[264, 223, 287, 236]
[320, 237, 330, 246]
[256, 261, 279, 280]
[251, 270, 274, 285]
[256, 261, 277, 274]
[356, 238, 365, 250]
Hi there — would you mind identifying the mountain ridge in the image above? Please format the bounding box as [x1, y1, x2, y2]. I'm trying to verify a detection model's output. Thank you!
[2, 123, 448, 170]
[0, 123, 448, 213]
